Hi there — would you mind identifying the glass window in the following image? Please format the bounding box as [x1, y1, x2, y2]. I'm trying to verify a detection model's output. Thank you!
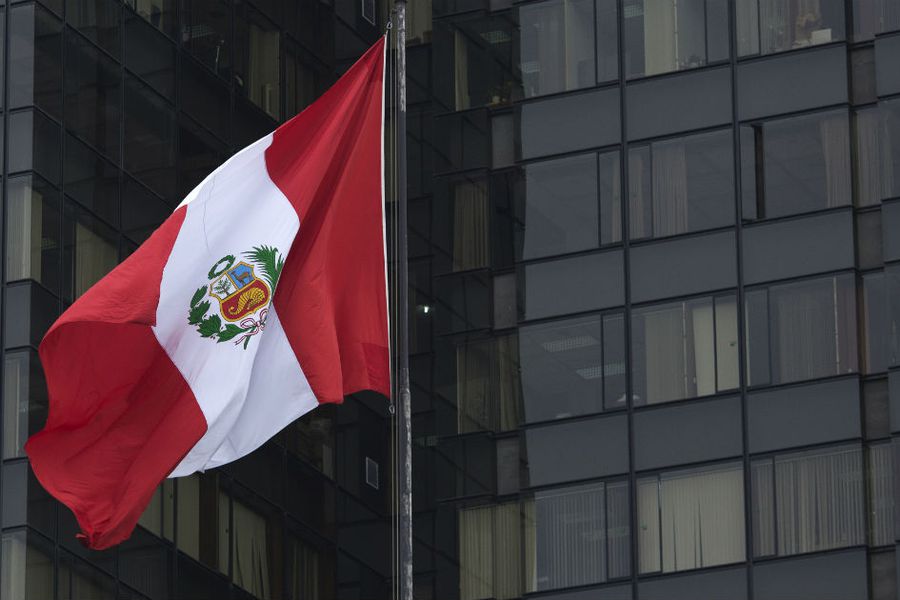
[59, 551, 115, 599]
[285, 410, 335, 478]
[854, 0, 900, 39]
[624, 0, 729, 79]
[737, 0, 846, 57]
[289, 536, 323, 600]
[3, 349, 47, 460]
[632, 294, 738, 406]
[520, 313, 625, 423]
[181, 0, 231, 78]
[854, 103, 900, 206]
[124, 75, 177, 200]
[434, 110, 489, 173]
[10, 4, 63, 118]
[66, 0, 121, 58]
[638, 462, 745, 574]
[516, 151, 621, 260]
[8, 109, 61, 185]
[520, 0, 617, 98]
[65, 133, 119, 224]
[459, 502, 522, 600]
[752, 445, 864, 558]
[122, 177, 170, 245]
[435, 14, 517, 111]
[455, 336, 521, 433]
[64, 205, 119, 299]
[65, 34, 122, 163]
[180, 56, 230, 142]
[235, 7, 280, 118]
[125, 0, 175, 36]
[177, 473, 224, 571]
[525, 481, 630, 591]
[629, 129, 734, 240]
[125, 12, 176, 100]
[742, 110, 851, 221]
[137, 479, 175, 539]
[863, 272, 888, 374]
[177, 114, 225, 200]
[435, 176, 490, 272]
[6, 175, 61, 291]
[868, 442, 893, 547]
[285, 41, 326, 118]
[745, 274, 858, 387]
[520, 250, 625, 320]
[1, 531, 54, 600]
[226, 495, 276, 597]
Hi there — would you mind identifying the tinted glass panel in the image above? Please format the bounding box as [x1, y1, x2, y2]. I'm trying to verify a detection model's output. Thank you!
[454, 336, 522, 433]
[855, 103, 900, 206]
[5, 175, 62, 292]
[125, 0, 175, 36]
[182, 0, 231, 78]
[125, 75, 177, 200]
[638, 462, 745, 574]
[520, 88, 620, 159]
[524, 415, 629, 486]
[433, 175, 490, 273]
[67, 0, 121, 58]
[863, 272, 888, 374]
[520, 0, 615, 98]
[520, 250, 624, 320]
[737, 0, 846, 56]
[744, 274, 857, 387]
[632, 294, 738, 405]
[126, 13, 176, 99]
[520, 313, 625, 423]
[853, 0, 900, 39]
[235, 7, 281, 118]
[629, 129, 734, 240]
[10, 4, 63, 118]
[741, 110, 851, 220]
[624, 0, 728, 78]
[752, 445, 864, 558]
[65, 34, 122, 162]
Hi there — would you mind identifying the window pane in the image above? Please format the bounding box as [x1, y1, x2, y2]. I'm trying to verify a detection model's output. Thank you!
[738, 0, 846, 57]
[456, 336, 521, 432]
[526, 482, 630, 591]
[520, 0, 597, 98]
[632, 294, 738, 406]
[126, 13, 176, 100]
[10, 4, 63, 118]
[6, 176, 61, 291]
[521, 316, 599, 422]
[124, 75, 177, 200]
[1, 531, 54, 600]
[752, 446, 865, 557]
[69, 208, 118, 298]
[125, 0, 175, 36]
[289, 536, 322, 600]
[744, 274, 858, 387]
[435, 14, 516, 110]
[231, 497, 274, 597]
[181, 0, 231, 78]
[518, 153, 599, 260]
[638, 462, 745, 574]
[599, 150, 623, 245]
[742, 110, 851, 221]
[863, 272, 888, 374]
[448, 178, 489, 271]
[624, 0, 729, 78]
[66, 0, 121, 58]
[459, 503, 521, 600]
[177, 473, 223, 571]
[236, 8, 280, 118]
[629, 129, 734, 239]
[285, 41, 326, 117]
[59, 551, 115, 599]
[868, 442, 893, 547]
[65, 34, 122, 162]
[854, 105, 898, 206]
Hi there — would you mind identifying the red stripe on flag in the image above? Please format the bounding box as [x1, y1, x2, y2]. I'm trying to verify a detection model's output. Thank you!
[265, 38, 390, 404]
[25, 207, 207, 549]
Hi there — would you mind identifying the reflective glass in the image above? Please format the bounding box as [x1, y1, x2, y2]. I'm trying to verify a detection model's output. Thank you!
[863, 272, 888, 374]
[632, 294, 738, 405]
[235, 7, 280, 118]
[9, 4, 63, 118]
[737, 0, 846, 57]
[520, 0, 612, 98]
[5, 175, 62, 291]
[520, 313, 625, 423]
[855, 104, 900, 206]
[0, 531, 54, 600]
[629, 129, 734, 240]
[434, 14, 517, 110]
[752, 445, 864, 558]
[2, 349, 47, 460]
[181, 0, 232, 78]
[125, 0, 176, 36]
[744, 274, 858, 387]
[868, 442, 893, 547]
[65, 133, 119, 225]
[853, 0, 900, 39]
[525, 481, 630, 591]
[124, 75, 177, 200]
[65, 34, 122, 162]
[458, 502, 522, 600]
[59, 551, 115, 599]
[65, 205, 119, 299]
[638, 462, 745, 574]
[125, 12, 176, 99]
[67, 0, 121, 58]
[742, 110, 851, 221]
[285, 41, 326, 117]
[624, 0, 729, 78]
[454, 336, 521, 432]
[434, 175, 490, 272]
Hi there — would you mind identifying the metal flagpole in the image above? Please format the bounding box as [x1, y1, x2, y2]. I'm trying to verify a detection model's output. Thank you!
[394, 2, 413, 600]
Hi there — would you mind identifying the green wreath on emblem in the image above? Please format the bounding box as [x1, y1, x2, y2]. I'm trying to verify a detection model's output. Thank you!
[188, 246, 285, 349]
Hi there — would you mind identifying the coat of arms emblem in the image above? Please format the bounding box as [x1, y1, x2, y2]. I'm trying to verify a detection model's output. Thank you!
[187, 246, 284, 349]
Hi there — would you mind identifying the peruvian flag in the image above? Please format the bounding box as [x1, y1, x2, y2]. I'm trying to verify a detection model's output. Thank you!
[25, 38, 390, 549]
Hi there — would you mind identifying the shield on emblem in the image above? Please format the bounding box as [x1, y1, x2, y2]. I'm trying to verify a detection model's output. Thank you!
[208, 261, 271, 322]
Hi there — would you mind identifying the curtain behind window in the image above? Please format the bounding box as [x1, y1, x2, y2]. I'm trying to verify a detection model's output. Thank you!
[3, 353, 28, 459]
[6, 180, 42, 283]
[452, 180, 488, 271]
[753, 446, 865, 557]
[74, 221, 117, 298]
[651, 140, 689, 237]
[855, 108, 895, 206]
[459, 503, 521, 600]
[638, 464, 745, 573]
[820, 113, 851, 207]
[868, 443, 894, 547]
[290, 537, 319, 600]
[457, 337, 521, 433]
[642, 1, 676, 76]
[232, 499, 270, 598]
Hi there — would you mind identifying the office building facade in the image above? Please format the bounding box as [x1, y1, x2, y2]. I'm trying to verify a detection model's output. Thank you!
[3, 0, 900, 599]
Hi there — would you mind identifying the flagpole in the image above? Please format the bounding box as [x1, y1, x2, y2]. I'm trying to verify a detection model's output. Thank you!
[394, 3, 414, 600]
